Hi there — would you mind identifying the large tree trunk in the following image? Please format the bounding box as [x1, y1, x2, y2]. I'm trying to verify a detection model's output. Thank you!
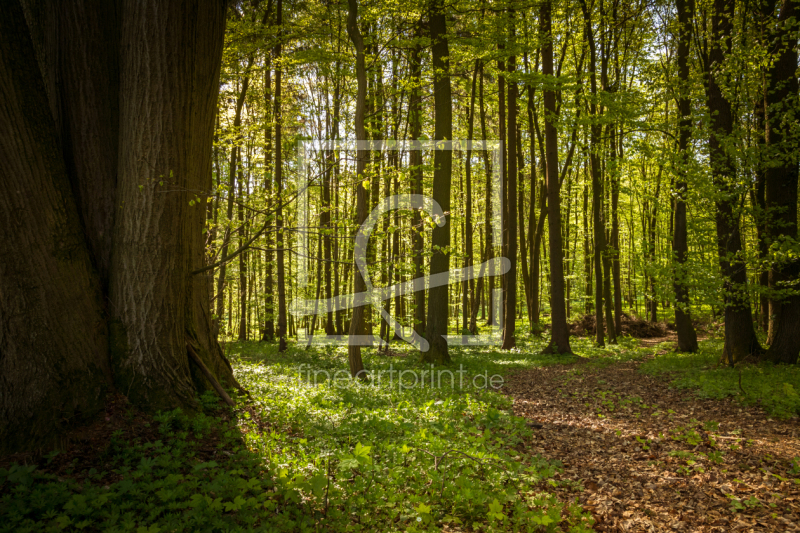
[705, 0, 762, 364]
[0, 0, 112, 453]
[672, 0, 699, 352]
[541, 0, 572, 355]
[110, 0, 232, 408]
[1, 0, 235, 454]
[764, 0, 800, 364]
[422, 0, 452, 365]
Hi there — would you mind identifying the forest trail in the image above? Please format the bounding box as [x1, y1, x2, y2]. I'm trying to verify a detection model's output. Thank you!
[505, 345, 800, 532]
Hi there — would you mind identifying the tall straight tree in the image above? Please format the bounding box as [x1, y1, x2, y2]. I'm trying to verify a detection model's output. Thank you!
[346, 0, 368, 377]
[262, 44, 275, 341]
[704, 0, 762, 363]
[423, 0, 453, 364]
[580, 0, 607, 346]
[275, 0, 288, 352]
[410, 22, 426, 338]
[541, 0, 572, 355]
[672, 0, 699, 352]
[0, 0, 235, 454]
[216, 59, 252, 340]
[502, 10, 518, 350]
[463, 61, 479, 333]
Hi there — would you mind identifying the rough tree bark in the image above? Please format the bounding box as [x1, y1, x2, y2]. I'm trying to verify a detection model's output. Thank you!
[1, 0, 236, 453]
[0, 0, 112, 453]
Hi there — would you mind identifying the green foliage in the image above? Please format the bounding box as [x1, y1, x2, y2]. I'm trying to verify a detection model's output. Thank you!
[0, 340, 596, 532]
[640, 338, 800, 418]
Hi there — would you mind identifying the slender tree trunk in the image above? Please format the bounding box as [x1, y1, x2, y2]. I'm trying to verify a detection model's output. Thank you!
[580, 0, 606, 346]
[422, 0, 453, 364]
[583, 178, 592, 315]
[610, 125, 623, 336]
[215, 63, 251, 339]
[752, 104, 770, 333]
[410, 22, 426, 337]
[479, 64, 495, 327]
[323, 78, 336, 335]
[673, 0, 699, 351]
[346, 0, 368, 376]
[464, 61, 478, 335]
[541, 0, 572, 354]
[262, 52, 275, 341]
[502, 15, 518, 350]
[275, 0, 288, 352]
[647, 170, 661, 323]
[237, 153, 248, 341]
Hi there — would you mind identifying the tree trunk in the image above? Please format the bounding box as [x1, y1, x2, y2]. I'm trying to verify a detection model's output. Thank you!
[610, 126, 623, 337]
[237, 152, 248, 341]
[109, 0, 233, 408]
[410, 21, 426, 337]
[274, 0, 288, 352]
[422, 0, 453, 364]
[704, 0, 762, 364]
[464, 61, 478, 335]
[478, 63, 495, 328]
[0, 0, 112, 453]
[502, 15, 518, 350]
[262, 50, 275, 341]
[673, 0, 699, 352]
[346, 0, 368, 377]
[580, 0, 606, 346]
[4, 0, 239, 451]
[764, 0, 800, 364]
[541, 0, 572, 355]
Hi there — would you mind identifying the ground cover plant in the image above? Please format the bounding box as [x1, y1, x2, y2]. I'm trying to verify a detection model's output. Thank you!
[640, 338, 800, 419]
[0, 337, 596, 533]
[4, 329, 800, 532]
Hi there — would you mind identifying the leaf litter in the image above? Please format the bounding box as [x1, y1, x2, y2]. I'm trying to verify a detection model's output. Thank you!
[503, 337, 800, 532]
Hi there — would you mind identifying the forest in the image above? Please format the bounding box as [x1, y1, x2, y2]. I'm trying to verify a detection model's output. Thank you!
[1, 0, 799, 531]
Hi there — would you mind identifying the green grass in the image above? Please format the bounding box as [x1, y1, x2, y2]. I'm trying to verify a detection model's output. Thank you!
[0, 337, 595, 533]
[640, 337, 800, 419]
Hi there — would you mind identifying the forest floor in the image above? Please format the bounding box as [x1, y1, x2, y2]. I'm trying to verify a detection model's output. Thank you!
[4, 330, 800, 532]
[505, 336, 800, 532]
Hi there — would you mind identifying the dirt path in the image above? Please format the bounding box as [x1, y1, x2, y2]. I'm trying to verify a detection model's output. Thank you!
[504, 343, 800, 532]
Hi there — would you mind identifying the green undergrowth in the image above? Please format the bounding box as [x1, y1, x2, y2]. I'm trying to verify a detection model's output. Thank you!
[566, 335, 651, 367]
[1, 337, 596, 533]
[640, 337, 800, 419]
